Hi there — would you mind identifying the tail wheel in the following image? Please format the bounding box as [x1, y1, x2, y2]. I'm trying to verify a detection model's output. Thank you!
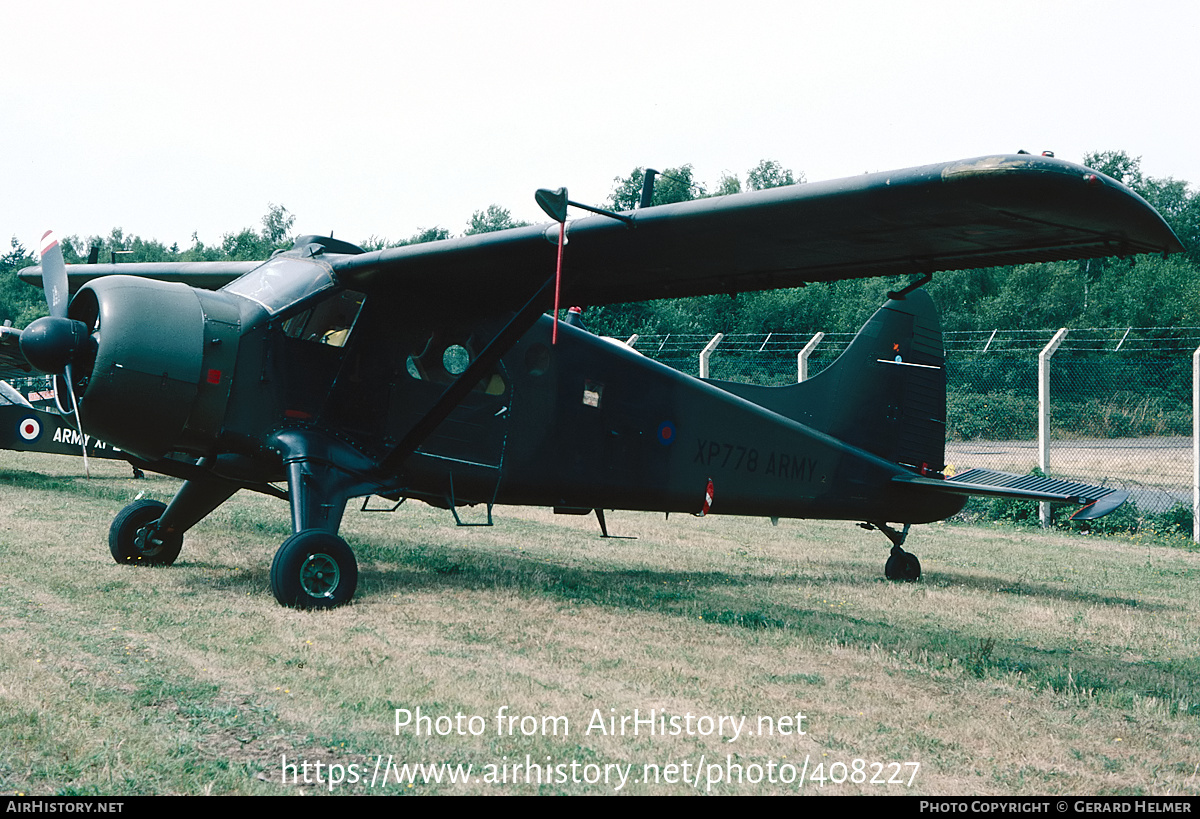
[885, 545, 921, 582]
[270, 530, 358, 609]
[109, 498, 183, 566]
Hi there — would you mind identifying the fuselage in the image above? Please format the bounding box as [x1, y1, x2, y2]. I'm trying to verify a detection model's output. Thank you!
[63, 259, 963, 526]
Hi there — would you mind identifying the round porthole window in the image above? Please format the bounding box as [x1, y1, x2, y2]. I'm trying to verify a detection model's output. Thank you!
[443, 344, 471, 376]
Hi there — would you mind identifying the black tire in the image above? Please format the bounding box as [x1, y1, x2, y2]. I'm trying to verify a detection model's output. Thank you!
[109, 498, 183, 566]
[270, 530, 358, 609]
[885, 546, 921, 582]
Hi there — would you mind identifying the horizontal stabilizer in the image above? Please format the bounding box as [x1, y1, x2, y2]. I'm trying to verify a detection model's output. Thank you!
[894, 467, 1129, 519]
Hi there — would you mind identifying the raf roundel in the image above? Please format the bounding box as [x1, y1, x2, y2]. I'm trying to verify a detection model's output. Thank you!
[657, 421, 676, 446]
[18, 416, 41, 442]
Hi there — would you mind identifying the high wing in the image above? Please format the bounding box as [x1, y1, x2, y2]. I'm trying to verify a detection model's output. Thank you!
[15, 154, 1182, 308]
[18, 261, 259, 293]
[7, 153, 1184, 607]
[8, 153, 1182, 371]
[328, 154, 1183, 307]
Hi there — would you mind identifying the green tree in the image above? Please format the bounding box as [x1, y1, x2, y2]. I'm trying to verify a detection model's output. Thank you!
[608, 168, 650, 211]
[1083, 150, 1145, 188]
[361, 227, 454, 250]
[219, 204, 297, 260]
[180, 231, 227, 262]
[608, 165, 705, 211]
[746, 159, 801, 190]
[0, 237, 43, 327]
[261, 203, 295, 248]
[714, 172, 742, 196]
[464, 205, 528, 235]
[60, 227, 181, 265]
[402, 227, 452, 245]
[651, 165, 704, 206]
[221, 228, 271, 261]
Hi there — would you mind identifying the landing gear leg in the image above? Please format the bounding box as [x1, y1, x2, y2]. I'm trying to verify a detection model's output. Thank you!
[864, 521, 921, 582]
[110, 499, 182, 565]
[885, 545, 921, 582]
[270, 454, 358, 608]
[109, 476, 238, 566]
[268, 430, 375, 609]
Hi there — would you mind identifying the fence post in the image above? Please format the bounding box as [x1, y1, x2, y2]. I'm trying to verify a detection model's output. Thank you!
[797, 332, 825, 382]
[1039, 328, 1068, 527]
[1194, 345, 1200, 543]
[699, 333, 723, 379]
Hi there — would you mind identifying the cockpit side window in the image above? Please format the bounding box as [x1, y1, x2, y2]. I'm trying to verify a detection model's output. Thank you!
[282, 290, 366, 346]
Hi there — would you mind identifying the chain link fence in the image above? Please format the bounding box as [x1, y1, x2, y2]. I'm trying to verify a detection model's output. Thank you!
[3, 374, 56, 407]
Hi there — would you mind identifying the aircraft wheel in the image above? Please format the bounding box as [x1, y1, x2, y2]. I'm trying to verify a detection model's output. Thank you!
[885, 545, 921, 582]
[270, 530, 358, 609]
[109, 499, 183, 566]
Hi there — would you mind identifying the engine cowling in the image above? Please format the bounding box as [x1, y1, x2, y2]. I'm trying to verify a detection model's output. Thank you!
[67, 276, 241, 459]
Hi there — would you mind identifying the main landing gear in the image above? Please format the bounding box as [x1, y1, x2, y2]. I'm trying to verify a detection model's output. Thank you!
[106, 431, 375, 610]
[108, 496, 360, 609]
[109, 498, 183, 565]
[269, 530, 358, 609]
[861, 521, 922, 582]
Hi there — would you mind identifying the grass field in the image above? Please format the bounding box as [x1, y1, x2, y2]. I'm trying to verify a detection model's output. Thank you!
[2, 451, 1199, 796]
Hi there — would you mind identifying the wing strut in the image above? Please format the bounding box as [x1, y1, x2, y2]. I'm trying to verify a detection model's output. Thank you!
[376, 274, 557, 476]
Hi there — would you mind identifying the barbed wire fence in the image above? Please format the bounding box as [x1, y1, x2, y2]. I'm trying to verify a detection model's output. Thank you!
[630, 326, 1200, 533]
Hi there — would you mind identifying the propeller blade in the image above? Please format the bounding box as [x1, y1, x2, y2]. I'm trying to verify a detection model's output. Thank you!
[39, 230, 69, 319]
[53, 373, 74, 416]
[37, 229, 89, 476]
[63, 365, 90, 478]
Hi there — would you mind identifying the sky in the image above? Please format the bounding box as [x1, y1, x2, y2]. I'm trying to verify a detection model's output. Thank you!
[2, 0, 1197, 252]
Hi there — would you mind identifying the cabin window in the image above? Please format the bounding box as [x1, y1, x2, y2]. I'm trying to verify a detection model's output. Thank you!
[406, 333, 506, 396]
[442, 344, 470, 375]
[281, 290, 366, 346]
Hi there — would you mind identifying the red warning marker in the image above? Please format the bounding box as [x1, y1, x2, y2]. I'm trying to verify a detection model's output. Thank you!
[699, 477, 714, 516]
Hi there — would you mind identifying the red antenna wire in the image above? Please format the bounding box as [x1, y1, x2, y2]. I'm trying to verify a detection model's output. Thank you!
[552, 220, 565, 344]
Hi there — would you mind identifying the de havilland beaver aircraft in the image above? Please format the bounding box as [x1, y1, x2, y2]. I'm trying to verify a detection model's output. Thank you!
[1, 154, 1183, 608]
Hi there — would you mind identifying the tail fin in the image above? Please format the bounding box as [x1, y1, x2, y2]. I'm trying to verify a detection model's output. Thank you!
[707, 289, 946, 471]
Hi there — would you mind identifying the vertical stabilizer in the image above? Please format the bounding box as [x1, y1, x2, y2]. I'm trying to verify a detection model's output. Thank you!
[706, 289, 946, 472]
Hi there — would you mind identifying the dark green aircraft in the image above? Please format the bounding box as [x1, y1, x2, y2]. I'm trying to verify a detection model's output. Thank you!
[0, 401, 127, 460]
[0, 370, 132, 471]
[1, 154, 1184, 608]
